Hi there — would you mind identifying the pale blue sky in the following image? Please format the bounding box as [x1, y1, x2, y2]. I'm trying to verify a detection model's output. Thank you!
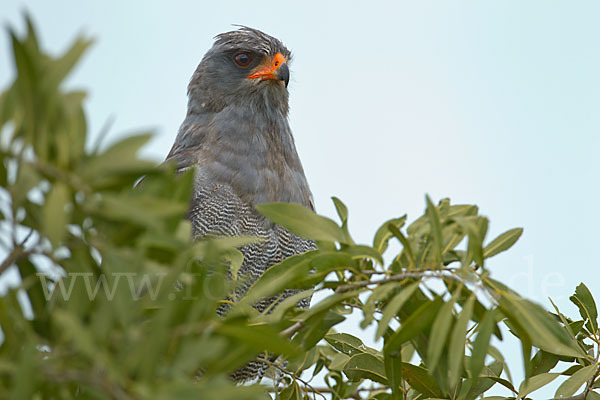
[2, 1, 599, 397]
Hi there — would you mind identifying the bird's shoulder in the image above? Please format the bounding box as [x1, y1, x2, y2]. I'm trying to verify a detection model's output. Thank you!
[166, 119, 213, 171]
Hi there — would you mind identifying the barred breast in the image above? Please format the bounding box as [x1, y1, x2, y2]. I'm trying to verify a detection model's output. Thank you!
[188, 179, 315, 302]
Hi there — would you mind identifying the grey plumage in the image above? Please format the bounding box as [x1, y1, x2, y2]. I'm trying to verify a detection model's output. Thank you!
[167, 27, 315, 382]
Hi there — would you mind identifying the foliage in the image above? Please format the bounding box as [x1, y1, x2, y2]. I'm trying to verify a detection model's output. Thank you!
[1, 16, 599, 400]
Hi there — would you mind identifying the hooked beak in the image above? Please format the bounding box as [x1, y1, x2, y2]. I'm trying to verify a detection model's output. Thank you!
[247, 52, 290, 88]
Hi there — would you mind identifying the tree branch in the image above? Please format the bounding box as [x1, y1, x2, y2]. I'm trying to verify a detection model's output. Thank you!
[280, 321, 304, 338]
[268, 385, 388, 400]
[0, 228, 36, 275]
[262, 359, 327, 400]
[335, 271, 465, 293]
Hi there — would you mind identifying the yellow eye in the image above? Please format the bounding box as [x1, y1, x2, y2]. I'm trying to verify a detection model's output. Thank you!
[234, 52, 253, 67]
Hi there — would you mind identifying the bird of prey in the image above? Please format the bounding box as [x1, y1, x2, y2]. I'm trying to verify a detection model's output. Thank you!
[166, 27, 315, 381]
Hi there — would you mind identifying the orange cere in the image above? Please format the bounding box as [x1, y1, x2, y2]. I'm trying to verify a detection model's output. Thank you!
[248, 53, 287, 81]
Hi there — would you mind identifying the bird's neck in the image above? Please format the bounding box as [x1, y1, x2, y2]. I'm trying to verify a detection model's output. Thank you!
[187, 83, 290, 119]
[182, 100, 312, 208]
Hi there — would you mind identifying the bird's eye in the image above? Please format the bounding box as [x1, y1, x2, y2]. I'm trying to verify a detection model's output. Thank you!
[234, 52, 253, 67]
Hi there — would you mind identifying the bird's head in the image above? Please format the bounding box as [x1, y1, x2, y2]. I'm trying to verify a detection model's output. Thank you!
[187, 26, 292, 115]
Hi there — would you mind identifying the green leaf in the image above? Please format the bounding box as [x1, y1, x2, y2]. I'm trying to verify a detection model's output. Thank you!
[401, 363, 445, 398]
[587, 391, 600, 400]
[93, 192, 188, 229]
[569, 320, 586, 336]
[23, 13, 40, 52]
[224, 248, 244, 280]
[18, 259, 48, 330]
[343, 353, 387, 384]
[0, 85, 17, 130]
[81, 132, 154, 180]
[384, 346, 403, 400]
[530, 350, 561, 376]
[295, 310, 345, 350]
[61, 90, 88, 163]
[170, 336, 227, 375]
[328, 352, 351, 372]
[255, 202, 348, 244]
[442, 228, 467, 259]
[555, 364, 597, 398]
[448, 295, 474, 389]
[462, 372, 503, 400]
[384, 297, 444, 353]
[570, 283, 598, 334]
[10, 29, 39, 147]
[482, 375, 517, 395]
[479, 397, 511, 400]
[235, 251, 317, 310]
[277, 381, 303, 400]
[492, 281, 586, 358]
[373, 215, 407, 253]
[331, 196, 354, 245]
[100, 131, 153, 158]
[300, 289, 363, 322]
[325, 333, 369, 356]
[483, 228, 523, 258]
[425, 195, 443, 264]
[331, 196, 348, 221]
[469, 309, 497, 380]
[158, 377, 268, 400]
[0, 153, 7, 188]
[11, 162, 41, 207]
[259, 289, 314, 324]
[361, 283, 397, 328]
[42, 182, 71, 247]
[286, 346, 319, 375]
[46, 36, 94, 90]
[427, 287, 461, 371]
[216, 323, 300, 357]
[453, 216, 485, 266]
[203, 235, 264, 251]
[387, 222, 416, 268]
[53, 310, 112, 371]
[330, 351, 357, 371]
[341, 244, 383, 266]
[518, 373, 560, 398]
[10, 344, 38, 400]
[376, 281, 420, 340]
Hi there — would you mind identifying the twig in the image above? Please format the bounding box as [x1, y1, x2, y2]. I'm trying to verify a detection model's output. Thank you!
[0, 228, 36, 275]
[20, 228, 35, 247]
[0, 246, 25, 275]
[341, 302, 383, 315]
[335, 271, 465, 293]
[268, 385, 388, 400]
[263, 359, 327, 400]
[580, 363, 600, 400]
[280, 321, 304, 338]
[358, 270, 388, 275]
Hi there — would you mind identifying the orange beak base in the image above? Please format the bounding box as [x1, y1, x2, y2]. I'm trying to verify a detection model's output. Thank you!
[248, 53, 289, 87]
